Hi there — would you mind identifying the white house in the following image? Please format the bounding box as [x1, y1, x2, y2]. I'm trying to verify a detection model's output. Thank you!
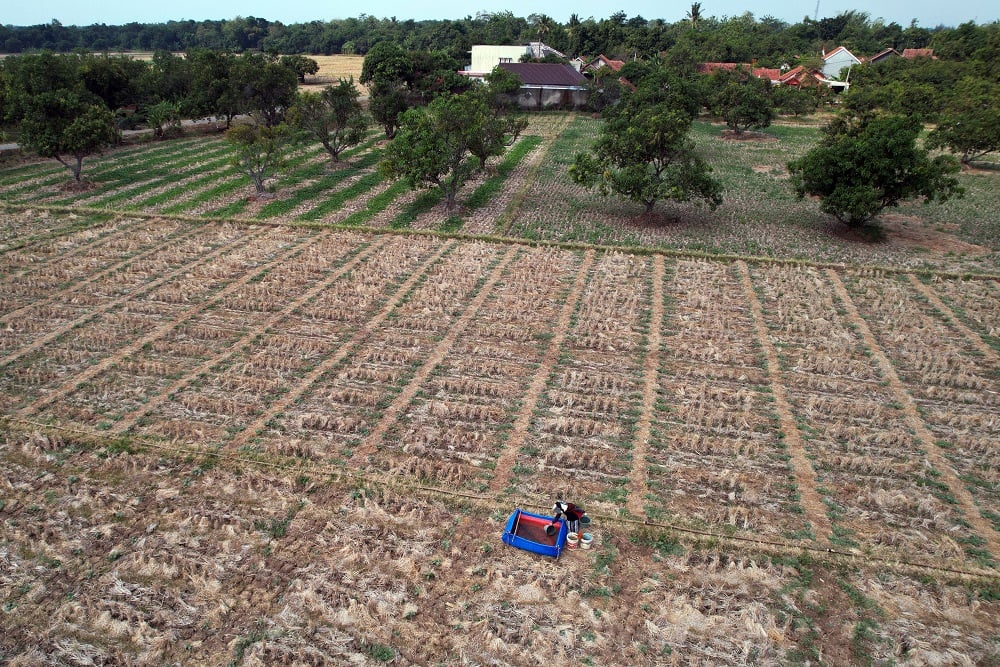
[821, 46, 862, 80]
[465, 42, 567, 78]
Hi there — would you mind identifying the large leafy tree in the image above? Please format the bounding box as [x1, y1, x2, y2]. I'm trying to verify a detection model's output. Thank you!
[708, 67, 774, 135]
[288, 78, 368, 162]
[360, 42, 412, 88]
[231, 52, 298, 127]
[368, 80, 409, 140]
[361, 42, 412, 139]
[788, 112, 964, 228]
[926, 76, 1000, 165]
[380, 91, 509, 211]
[471, 67, 529, 168]
[569, 71, 721, 215]
[186, 49, 240, 125]
[2, 52, 118, 183]
[279, 54, 319, 83]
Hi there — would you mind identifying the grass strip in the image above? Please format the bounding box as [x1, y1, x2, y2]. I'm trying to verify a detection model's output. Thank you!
[44, 141, 233, 207]
[159, 176, 247, 215]
[340, 179, 410, 226]
[163, 153, 326, 217]
[296, 171, 383, 222]
[465, 136, 542, 212]
[86, 150, 235, 209]
[389, 189, 443, 229]
[133, 164, 243, 209]
[0, 162, 65, 187]
[207, 198, 251, 218]
[255, 149, 382, 219]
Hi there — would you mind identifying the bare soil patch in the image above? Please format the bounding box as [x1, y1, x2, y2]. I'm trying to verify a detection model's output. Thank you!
[57, 178, 96, 192]
[880, 214, 990, 255]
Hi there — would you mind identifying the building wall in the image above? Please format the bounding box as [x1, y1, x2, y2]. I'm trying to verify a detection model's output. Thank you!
[516, 87, 589, 110]
[470, 45, 530, 74]
[822, 51, 860, 80]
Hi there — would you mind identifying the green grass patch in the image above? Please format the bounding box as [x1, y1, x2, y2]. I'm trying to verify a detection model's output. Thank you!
[390, 188, 443, 228]
[464, 135, 542, 211]
[341, 179, 410, 226]
[297, 171, 384, 222]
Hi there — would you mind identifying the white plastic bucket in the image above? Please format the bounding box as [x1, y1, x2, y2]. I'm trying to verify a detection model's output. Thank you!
[566, 532, 579, 549]
[580, 532, 594, 549]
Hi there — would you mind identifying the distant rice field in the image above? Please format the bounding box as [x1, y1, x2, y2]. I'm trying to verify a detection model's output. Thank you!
[300, 54, 366, 93]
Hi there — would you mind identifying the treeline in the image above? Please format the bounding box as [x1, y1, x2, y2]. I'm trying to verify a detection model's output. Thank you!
[1, 11, 997, 65]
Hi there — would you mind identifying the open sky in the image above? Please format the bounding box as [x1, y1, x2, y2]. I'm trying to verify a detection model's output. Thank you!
[4, 0, 996, 29]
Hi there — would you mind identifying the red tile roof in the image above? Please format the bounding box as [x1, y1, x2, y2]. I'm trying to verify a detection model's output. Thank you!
[697, 62, 745, 74]
[594, 55, 625, 71]
[752, 67, 782, 82]
[778, 66, 825, 86]
[697, 62, 780, 82]
[902, 48, 935, 59]
[823, 45, 855, 60]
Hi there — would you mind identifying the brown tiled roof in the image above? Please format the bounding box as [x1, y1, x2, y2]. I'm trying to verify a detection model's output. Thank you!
[752, 67, 782, 81]
[697, 62, 780, 82]
[902, 48, 935, 59]
[499, 63, 588, 87]
[697, 62, 746, 74]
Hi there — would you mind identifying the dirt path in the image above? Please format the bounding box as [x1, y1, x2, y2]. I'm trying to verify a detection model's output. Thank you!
[737, 261, 833, 547]
[228, 240, 458, 450]
[626, 254, 665, 518]
[350, 245, 520, 464]
[1, 225, 271, 370]
[489, 249, 596, 495]
[826, 268, 1000, 559]
[907, 274, 1000, 366]
[17, 227, 317, 417]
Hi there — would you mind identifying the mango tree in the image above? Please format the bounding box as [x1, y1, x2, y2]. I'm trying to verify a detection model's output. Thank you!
[380, 91, 508, 211]
[2, 52, 118, 183]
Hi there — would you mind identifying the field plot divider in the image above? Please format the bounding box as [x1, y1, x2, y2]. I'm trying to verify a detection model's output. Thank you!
[907, 274, 1000, 366]
[626, 254, 665, 517]
[826, 268, 1000, 557]
[489, 249, 597, 494]
[497, 114, 574, 236]
[349, 245, 522, 464]
[0, 225, 275, 370]
[0, 222, 207, 327]
[736, 260, 833, 548]
[227, 240, 460, 451]
[110, 234, 388, 436]
[16, 228, 321, 417]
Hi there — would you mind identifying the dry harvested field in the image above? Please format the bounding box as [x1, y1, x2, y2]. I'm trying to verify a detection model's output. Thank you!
[2, 112, 1000, 663]
[1, 201, 999, 664]
[300, 55, 367, 94]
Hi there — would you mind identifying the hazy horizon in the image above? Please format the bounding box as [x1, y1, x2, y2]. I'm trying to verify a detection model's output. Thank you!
[4, 1, 997, 31]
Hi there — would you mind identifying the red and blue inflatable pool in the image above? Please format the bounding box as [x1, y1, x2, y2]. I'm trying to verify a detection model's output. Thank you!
[501, 508, 567, 558]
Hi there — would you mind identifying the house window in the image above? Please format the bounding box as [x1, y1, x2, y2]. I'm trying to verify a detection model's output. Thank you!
[499, 57, 513, 63]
